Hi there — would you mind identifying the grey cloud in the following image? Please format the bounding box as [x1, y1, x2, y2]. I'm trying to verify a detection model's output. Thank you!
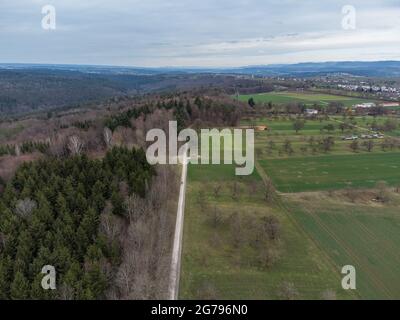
[0, 0, 399, 66]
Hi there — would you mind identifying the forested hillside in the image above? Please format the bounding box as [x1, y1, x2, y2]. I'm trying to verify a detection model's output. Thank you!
[0, 69, 157, 115]
[0, 67, 270, 116]
[0, 90, 246, 299]
[0, 148, 155, 299]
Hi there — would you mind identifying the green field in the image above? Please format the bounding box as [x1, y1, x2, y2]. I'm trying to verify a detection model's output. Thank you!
[188, 163, 260, 182]
[287, 194, 400, 299]
[238, 91, 378, 107]
[180, 163, 353, 300]
[260, 152, 400, 192]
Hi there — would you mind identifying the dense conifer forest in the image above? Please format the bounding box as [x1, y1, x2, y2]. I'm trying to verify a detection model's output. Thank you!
[0, 147, 154, 299]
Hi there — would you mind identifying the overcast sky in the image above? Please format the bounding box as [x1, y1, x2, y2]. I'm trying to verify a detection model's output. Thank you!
[1, 0, 400, 67]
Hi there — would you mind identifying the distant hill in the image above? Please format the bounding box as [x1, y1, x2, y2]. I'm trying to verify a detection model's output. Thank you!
[224, 61, 400, 77]
[2, 60, 400, 77]
[0, 68, 162, 115]
[0, 67, 270, 116]
[1, 60, 399, 116]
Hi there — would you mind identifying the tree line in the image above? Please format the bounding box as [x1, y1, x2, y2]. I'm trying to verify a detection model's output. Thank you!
[104, 95, 242, 133]
[0, 141, 50, 157]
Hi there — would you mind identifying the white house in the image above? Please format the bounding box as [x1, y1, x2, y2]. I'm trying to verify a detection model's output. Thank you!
[353, 102, 376, 109]
[305, 109, 319, 115]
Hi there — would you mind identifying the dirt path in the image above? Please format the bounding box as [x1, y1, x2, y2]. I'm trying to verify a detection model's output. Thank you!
[168, 146, 189, 300]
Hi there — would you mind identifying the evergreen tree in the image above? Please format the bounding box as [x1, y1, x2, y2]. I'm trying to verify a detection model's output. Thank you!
[10, 272, 30, 300]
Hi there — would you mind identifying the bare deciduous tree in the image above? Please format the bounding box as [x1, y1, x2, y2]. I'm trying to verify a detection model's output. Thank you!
[196, 280, 218, 300]
[58, 284, 75, 300]
[231, 181, 240, 200]
[212, 183, 222, 199]
[349, 140, 359, 153]
[376, 181, 391, 203]
[321, 136, 335, 153]
[230, 212, 243, 248]
[99, 204, 123, 243]
[196, 190, 207, 211]
[209, 205, 222, 228]
[124, 193, 147, 223]
[248, 180, 258, 196]
[362, 140, 374, 152]
[111, 165, 176, 300]
[115, 257, 135, 298]
[278, 281, 299, 300]
[103, 127, 113, 149]
[345, 188, 359, 203]
[48, 133, 68, 157]
[15, 144, 21, 157]
[67, 135, 84, 155]
[321, 289, 337, 300]
[258, 247, 280, 269]
[263, 215, 281, 241]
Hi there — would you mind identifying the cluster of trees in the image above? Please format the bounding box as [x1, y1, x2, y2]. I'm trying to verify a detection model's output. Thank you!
[105, 105, 151, 132]
[60, 120, 94, 131]
[371, 119, 399, 132]
[339, 117, 399, 134]
[19, 141, 50, 154]
[173, 96, 242, 130]
[196, 180, 282, 273]
[108, 165, 178, 299]
[245, 100, 346, 116]
[0, 147, 155, 299]
[349, 138, 400, 153]
[0, 145, 15, 157]
[264, 136, 336, 157]
[264, 136, 399, 157]
[0, 96, 17, 113]
[104, 95, 242, 133]
[0, 141, 50, 157]
[0, 67, 283, 117]
[293, 119, 305, 133]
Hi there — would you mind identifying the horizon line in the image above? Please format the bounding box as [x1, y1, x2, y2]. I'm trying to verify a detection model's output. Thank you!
[1, 59, 400, 70]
